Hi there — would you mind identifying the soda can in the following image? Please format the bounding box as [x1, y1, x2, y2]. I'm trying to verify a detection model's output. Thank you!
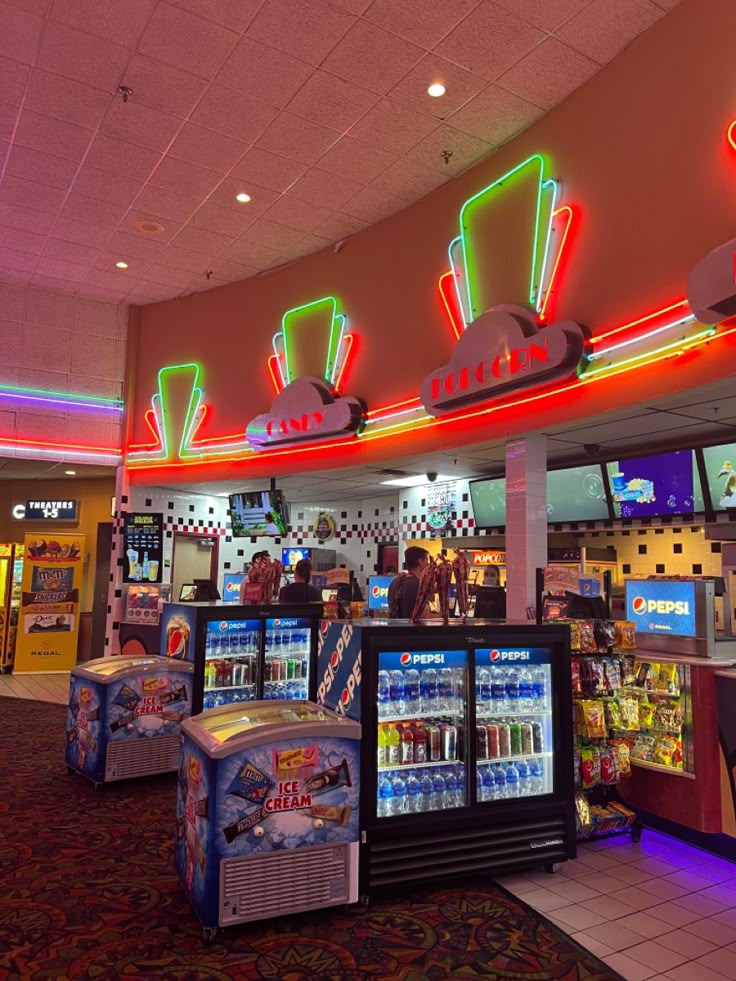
[426, 724, 442, 762]
[264, 658, 273, 683]
[485, 724, 500, 759]
[476, 724, 488, 760]
[287, 658, 297, 680]
[231, 662, 243, 687]
[531, 721, 544, 754]
[296, 658, 306, 679]
[509, 723, 522, 756]
[246, 655, 256, 685]
[520, 722, 534, 755]
[441, 724, 457, 761]
[497, 722, 511, 757]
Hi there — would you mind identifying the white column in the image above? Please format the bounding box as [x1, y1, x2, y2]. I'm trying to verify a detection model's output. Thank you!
[104, 464, 130, 655]
[505, 435, 547, 620]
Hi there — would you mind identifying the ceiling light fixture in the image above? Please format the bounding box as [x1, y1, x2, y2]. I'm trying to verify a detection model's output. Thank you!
[236, 192, 251, 203]
[115, 261, 129, 269]
[65, 470, 76, 475]
[427, 82, 446, 98]
[380, 473, 453, 487]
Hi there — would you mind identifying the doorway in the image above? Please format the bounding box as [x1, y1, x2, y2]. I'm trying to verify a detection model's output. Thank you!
[171, 533, 219, 601]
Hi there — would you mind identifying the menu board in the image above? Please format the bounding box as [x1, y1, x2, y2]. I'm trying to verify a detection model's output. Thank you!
[123, 513, 163, 583]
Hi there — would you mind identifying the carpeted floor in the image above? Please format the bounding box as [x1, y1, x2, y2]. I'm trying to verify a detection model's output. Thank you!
[0, 696, 620, 980]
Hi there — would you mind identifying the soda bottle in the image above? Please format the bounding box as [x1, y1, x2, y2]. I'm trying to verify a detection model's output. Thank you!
[530, 758, 545, 795]
[391, 773, 406, 816]
[505, 762, 520, 798]
[493, 763, 507, 799]
[481, 764, 495, 801]
[533, 669, 548, 710]
[399, 724, 414, 765]
[377, 776, 393, 818]
[438, 668, 455, 713]
[389, 670, 405, 716]
[517, 759, 530, 797]
[413, 722, 428, 764]
[430, 771, 446, 810]
[404, 668, 420, 715]
[454, 764, 465, 805]
[491, 667, 507, 713]
[420, 773, 433, 812]
[505, 667, 520, 712]
[204, 661, 216, 689]
[405, 774, 421, 813]
[421, 668, 438, 713]
[453, 667, 465, 709]
[386, 723, 400, 765]
[378, 670, 391, 719]
[519, 668, 534, 711]
[444, 766, 458, 808]
[476, 668, 491, 715]
[377, 724, 388, 768]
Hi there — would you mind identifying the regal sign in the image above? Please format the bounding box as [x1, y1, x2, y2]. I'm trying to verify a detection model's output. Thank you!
[420, 306, 588, 416]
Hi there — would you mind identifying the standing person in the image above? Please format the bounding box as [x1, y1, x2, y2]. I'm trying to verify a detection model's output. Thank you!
[388, 546, 430, 619]
[239, 551, 270, 603]
[279, 559, 322, 603]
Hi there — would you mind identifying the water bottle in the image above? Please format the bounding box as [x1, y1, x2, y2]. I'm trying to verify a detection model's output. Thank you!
[377, 776, 393, 817]
[481, 764, 495, 802]
[519, 668, 534, 711]
[404, 669, 420, 715]
[454, 764, 465, 806]
[517, 758, 530, 797]
[476, 668, 491, 716]
[505, 762, 520, 798]
[505, 667, 520, 713]
[421, 668, 438, 713]
[533, 668, 548, 710]
[420, 773, 434, 812]
[494, 763, 507, 799]
[389, 670, 405, 716]
[391, 773, 406, 815]
[438, 668, 455, 713]
[405, 775, 421, 813]
[444, 767, 458, 808]
[431, 771, 446, 810]
[476, 769, 483, 802]
[454, 668, 465, 711]
[378, 670, 391, 719]
[491, 667, 507, 713]
[530, 758, 545, 795]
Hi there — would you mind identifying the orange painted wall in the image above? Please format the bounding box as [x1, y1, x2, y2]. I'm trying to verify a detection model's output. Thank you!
[129, 0, 736, 483]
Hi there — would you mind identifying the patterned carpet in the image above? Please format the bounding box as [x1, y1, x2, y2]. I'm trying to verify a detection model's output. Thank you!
[0, 696, 619, 980]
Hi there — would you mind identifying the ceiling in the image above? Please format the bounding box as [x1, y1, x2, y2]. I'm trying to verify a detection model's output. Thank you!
[158, 375, 736, 502]
[0, 0, 681, 305]
[0, 458, 115, 480]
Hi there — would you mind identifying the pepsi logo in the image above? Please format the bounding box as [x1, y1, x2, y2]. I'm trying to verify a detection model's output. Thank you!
[371, 585, 380, 598]
[400, 653, 412, 666]
[273, 618, 282, 627]
[632, 597, 646, 615]
[341, 688, 351, 705]
[331, 651, 340, 670]
[490, 650, 501, 661]
[219, 621, 228, 631]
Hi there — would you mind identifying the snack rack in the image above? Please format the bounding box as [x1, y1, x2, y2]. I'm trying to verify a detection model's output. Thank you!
[625, 658, 693, 776]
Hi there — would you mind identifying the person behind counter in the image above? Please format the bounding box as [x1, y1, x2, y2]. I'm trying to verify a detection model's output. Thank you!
[279, 558, 322, 603]
[388, 546, 430, 619]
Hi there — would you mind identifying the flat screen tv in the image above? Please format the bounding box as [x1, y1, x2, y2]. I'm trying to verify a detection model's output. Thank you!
[469, 477, 506, 528]
[607, 451, 703, 518]
[701, 442, 736, 510]
[547, 465, 609, 523]
[282, 547, 311, 569]
[229, 490, 289, 537]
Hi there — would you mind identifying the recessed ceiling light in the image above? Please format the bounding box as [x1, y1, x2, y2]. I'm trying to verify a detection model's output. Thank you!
[427, 82, 446, 98]
[134, 219, 165, 236]
[65, 470, 76, 475]
[381, 473, 454, 487]
[115, 261, 128, 269]
[236, 192, 251, 203]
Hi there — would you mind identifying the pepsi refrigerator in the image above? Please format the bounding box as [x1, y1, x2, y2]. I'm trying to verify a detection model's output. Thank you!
[316, 620, 575, 897]
[160, 602, 322, 714]
[177, 700, 361, 941]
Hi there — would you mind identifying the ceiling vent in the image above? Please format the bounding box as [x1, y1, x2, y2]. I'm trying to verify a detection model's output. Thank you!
[134, 219, 165, 236]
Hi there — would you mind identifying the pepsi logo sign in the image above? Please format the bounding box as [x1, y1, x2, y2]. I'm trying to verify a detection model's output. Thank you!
[400, 652, 412, 666]
[487, 649, 531, 661]
[632, 596, 646, 615]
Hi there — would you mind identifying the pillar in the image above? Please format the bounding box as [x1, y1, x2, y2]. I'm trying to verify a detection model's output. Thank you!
[103, 464, 130, 655]
[505, 435, 547, 620]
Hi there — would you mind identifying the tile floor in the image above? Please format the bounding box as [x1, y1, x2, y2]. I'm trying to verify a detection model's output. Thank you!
[4, 674, 736, 980]
[498, 830, 736, 980]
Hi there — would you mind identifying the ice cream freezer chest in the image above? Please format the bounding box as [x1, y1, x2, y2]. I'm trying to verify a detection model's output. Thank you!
[176, 700, 361, 941]
[65, 655, 193, 788]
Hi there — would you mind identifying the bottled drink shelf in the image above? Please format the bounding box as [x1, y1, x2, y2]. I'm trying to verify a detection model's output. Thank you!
[378, 758, 462, 772]
[206, 652, 258, 660]
[265, 648, 310, 656]
[478, 750, 553, 765]
[379, 710, 464, 723]
[205, 683, 256, 693]
[477, 709, 551, 719]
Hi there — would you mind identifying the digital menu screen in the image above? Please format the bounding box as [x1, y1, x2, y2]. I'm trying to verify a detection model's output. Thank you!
[701, 442, 736, 510]
[607, 451, 703, 518]
[123, 512, 163, 583]
[546, 465, 608, 523]
[469, 477, 506, 528]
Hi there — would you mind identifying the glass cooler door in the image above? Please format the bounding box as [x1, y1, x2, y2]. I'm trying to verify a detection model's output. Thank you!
[376, 649, 469, 818]
[474, 648, 555, 801]
[202, 618, 260, 710]
[264, 617, 310, 701]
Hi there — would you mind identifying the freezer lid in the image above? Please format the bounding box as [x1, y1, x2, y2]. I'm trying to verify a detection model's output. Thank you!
[182, 700, 361, 757]
[73, 654, 194, 680]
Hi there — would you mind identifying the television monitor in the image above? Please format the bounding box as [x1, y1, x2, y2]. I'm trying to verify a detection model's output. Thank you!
[194, 578, 221, 601]
[547, 465, 609, 523]
[179, 583, 196, 601]
[469, 477, 506, 528]
[229, 489, 289, 537]
[606, 451, 704, 518]
[282, 547, 311, 569]
[701, 442, 736, 510]
[474, 586, 507, 619]
[368, 575, 393, 611]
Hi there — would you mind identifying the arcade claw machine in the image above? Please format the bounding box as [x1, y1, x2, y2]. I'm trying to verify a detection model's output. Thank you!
[66, 654, 193, 788]
[177, 700, 361, 942]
